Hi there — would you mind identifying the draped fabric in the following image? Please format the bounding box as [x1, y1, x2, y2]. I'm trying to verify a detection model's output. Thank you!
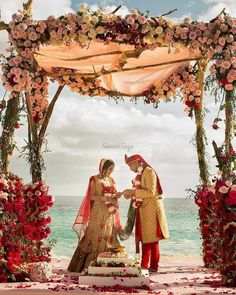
[34, 42, 200, 96]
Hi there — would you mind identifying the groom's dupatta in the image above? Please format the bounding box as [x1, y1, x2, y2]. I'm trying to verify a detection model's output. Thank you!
[119, 199, 136, 240]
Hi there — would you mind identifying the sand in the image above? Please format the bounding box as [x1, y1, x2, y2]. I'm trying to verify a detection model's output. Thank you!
[0, 256, 235, 295]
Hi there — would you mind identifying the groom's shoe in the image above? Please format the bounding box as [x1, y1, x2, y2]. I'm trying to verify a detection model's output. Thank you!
[148, 267, 158, 273]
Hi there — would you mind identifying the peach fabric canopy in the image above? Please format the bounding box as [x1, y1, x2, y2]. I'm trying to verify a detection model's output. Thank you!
[34, 42, 201, 96]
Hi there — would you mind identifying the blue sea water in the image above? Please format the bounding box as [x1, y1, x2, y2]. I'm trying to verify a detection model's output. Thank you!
[48, 197, 202, 258]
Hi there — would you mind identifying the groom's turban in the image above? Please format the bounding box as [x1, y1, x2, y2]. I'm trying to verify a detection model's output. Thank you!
[125, 154, 146, 165]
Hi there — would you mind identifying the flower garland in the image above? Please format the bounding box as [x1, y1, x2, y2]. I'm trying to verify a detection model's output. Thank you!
[131, 165, 144, 209]
[0, 7, 235, 121]
[101, 177, 119, 214]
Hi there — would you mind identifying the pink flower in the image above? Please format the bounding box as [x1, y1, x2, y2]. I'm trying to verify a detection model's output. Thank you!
[226, 34, 234, 43]
[231, 185, 236, 191]
[225, 83, 233, 91]
[126, 15, 135, 25]
[222, 61, 231, 69]
[218, 37, 226, 46]
[138, 15, 146, 24]
[226, 180, 232, 187]
[28, 32, 38, 41]
[219, 186, 229, 194]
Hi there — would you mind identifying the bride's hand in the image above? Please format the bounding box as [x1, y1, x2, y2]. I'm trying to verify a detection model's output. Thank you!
[114, 192, 122, 199]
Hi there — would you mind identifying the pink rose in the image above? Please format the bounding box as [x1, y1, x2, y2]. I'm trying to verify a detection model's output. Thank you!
[126, 15, 135, 25]
[219, 186, 229, 194]
[225, 83, 233, 91]
[218, 37, 226, 46]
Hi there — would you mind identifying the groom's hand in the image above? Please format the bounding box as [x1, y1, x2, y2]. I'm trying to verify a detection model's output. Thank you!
[123, 189, 134, 199]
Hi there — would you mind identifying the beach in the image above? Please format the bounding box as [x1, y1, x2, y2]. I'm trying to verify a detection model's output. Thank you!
[1, 256, 236, 294]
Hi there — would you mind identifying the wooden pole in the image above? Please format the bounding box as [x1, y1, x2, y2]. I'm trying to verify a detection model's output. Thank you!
[194, 58, 210, 187]
[0, 94, 20, 175]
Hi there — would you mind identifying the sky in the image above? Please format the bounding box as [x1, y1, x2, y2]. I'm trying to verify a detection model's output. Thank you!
[0, 0, 235, 197]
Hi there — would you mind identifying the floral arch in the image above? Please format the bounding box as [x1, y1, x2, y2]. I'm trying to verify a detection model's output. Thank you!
[0, 0, 235, 286]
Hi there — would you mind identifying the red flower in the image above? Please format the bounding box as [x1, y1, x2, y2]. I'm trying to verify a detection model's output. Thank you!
[194, 103, 201, 109]
[3, 202, 13, 212]
[195, 189, 208, 208]
[220, 77, 228, 86]
[0, 271, 7, 283]
[1, 235, 8, 247]
[212, 124, 219, 130]
[225, 190, 236, 206]
[229, 146, 235, 156]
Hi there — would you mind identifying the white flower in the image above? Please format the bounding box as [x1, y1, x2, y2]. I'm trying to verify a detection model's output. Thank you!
[80, 3, 87, 12]
[91, 15, 98, 24]
[137, 166, 144, 174]
[134, 180, 141, 186]
[30, 262, 52, 283]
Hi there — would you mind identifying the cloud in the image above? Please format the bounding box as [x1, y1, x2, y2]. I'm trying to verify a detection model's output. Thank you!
[198, 0, 236, 21]
[9, 89, 210, 197]
[0, 0, 73, 22]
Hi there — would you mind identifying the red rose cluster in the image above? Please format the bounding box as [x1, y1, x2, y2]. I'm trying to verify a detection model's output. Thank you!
[0, 173, 54, 282]
[195, 176, 236, 286]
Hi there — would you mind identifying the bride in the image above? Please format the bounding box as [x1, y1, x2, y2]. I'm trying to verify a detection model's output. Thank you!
[68, 158, 122, 272]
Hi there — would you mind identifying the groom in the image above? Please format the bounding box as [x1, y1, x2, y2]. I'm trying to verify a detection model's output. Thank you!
[123, 154, 169, 272]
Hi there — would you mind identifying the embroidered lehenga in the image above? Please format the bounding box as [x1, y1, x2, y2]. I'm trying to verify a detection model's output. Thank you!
[68, 159, 121, 272]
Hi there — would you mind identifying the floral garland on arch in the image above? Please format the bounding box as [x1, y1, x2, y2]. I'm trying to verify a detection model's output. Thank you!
[0, 172, 54, 283]
[0, 6, 235, 122]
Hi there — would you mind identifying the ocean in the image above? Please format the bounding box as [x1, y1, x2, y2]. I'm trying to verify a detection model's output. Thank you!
[48, 196, 202, 259]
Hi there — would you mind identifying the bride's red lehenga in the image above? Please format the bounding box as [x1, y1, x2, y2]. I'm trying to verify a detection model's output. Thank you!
[68, 159, 121, 273]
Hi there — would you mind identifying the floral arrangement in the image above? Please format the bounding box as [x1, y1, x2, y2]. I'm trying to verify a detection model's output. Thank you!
[0, 6, 235, 120]
[0, 173, 54, 283]
[131, 165, 144, 208]
[194, 143, 236, 285]
[143, 64, 203, 116]
[98, 251, 129, 259]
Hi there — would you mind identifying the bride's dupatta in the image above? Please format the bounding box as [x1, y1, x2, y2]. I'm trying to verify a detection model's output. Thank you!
[73, 176, 95, 241]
